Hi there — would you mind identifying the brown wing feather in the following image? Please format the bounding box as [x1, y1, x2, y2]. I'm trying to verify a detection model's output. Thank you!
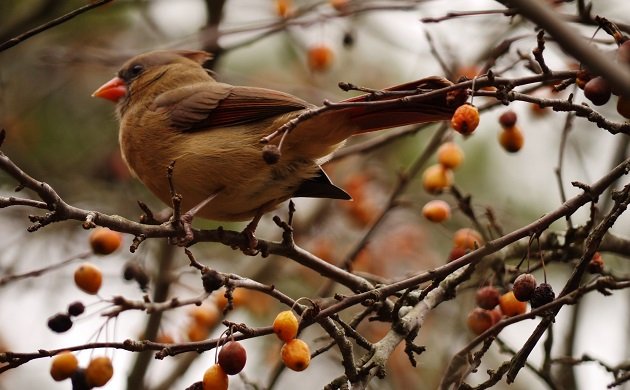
[152, 82, 312, 131]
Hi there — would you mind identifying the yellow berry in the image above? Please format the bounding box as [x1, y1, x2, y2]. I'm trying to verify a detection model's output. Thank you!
[275, 0, 293, 18]
[50, 351, 78, 381]
[422, 200, 451, 223]
[85, 356, 113, 388]
[74, 262, 103, 295]
[422, 164, 453, 194]
[451, 104, 479, 135]
[273, 310, 299, 342]
[89, 227, 122, 255]
[281, 339, 311, 371]
[437, 142, 464, 169]
[189, 306, 220, 328]
[203, 364, 228, 390]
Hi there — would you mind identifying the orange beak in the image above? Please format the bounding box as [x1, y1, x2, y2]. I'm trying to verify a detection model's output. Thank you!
[92, 77, 127, 102]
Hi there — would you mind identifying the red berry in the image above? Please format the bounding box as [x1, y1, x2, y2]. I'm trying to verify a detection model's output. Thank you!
[466, 308, 495, 335]
[218, 341, 247, 375]
[584, 76, 612, 106]
[498, 110, 517, 128]
[587, 252, 604, 274]
[475, 286, 500, 310]
[513, 273, 537, 302]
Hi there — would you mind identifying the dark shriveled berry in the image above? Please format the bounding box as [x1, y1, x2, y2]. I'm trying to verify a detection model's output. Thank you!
[513, 273, 537, 302]
[530, 283, 555, 309]
[475, 286, 500, 310]
[67, 301, 85, 317]
[71, 368, 90, 390]
[48, 313, 73, 333]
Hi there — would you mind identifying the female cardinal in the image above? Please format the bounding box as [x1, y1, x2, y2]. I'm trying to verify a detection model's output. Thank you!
[93, 50, 460, 234]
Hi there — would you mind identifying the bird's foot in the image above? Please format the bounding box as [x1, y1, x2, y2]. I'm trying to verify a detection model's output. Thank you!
[169, 211, 196, 247]
[238, 224, 259, 255]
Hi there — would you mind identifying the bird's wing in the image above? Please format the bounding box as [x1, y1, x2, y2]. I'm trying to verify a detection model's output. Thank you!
[152, 82, 312, 131]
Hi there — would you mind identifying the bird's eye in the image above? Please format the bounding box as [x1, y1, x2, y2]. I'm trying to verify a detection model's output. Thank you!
[129, 64, 144, 77]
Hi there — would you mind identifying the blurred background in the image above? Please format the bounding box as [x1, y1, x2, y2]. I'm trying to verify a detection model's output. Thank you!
[0, 0, 628, 389]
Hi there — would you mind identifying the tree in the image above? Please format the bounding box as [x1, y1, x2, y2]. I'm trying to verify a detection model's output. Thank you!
[0, 0, 629, 389]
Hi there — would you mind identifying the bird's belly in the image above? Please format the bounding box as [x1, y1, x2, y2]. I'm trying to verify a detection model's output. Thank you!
[121, 129, 316, 221]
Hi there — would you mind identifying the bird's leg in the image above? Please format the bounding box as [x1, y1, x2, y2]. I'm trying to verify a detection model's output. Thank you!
[171, 191, 220, 246]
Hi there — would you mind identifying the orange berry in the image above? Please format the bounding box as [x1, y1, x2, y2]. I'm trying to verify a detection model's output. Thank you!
[89, 227, 122, 255]
[218, 341, 247, 375]
[498, 291, 527, 317]
[273, 310, 299, 342]
[275, 0, 293, 18]
[189, 306, 220, 328]
[74, 262, 103, 295]
[448, 246, 468, 262]
[575, 69, 592, 90]
[498, 125, 524, 153]
[588, 252, 604, 274]
[422, 200, 451, 222]
[156, 333, 175, 344]
[489, 307, 503, 324]
[453, 228, 483, 250]
[422, 164, 453, 194]
[187, 322, 210, 342]
[85, 356, 113, 388]
[451, 104, 479, 135]
[466, 308, 495, 335]
[50, 351, 78, 381]
[281, 339, 311, 371]
[307, 45, 334, 72]
[203, 364, 228, 390]
[437, 142, 464, 169]
[329, 0, 349, 12]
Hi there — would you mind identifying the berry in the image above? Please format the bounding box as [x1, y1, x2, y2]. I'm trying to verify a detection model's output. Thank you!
[74, 262, 103, 295]
[187, 322, 210, 342]
[281, 339, 311, 371]
[71, 369, 90, 390]
[437, 142, 464, 169]
[489, 307, 503, 324]
[588, 252, 604, 274]
[498, 291, 527, 317]
[123, 262, 149, 290]
[422, 164, 453, 194]
[275, 0, 293, 18]
[584, 76, 612, 106]
[575, 69, 592, 90]
[453, 228, 483, 250]
[218, 341, 247, 375]
[89, 227, 122, 255]
[48, 313, 73, 333]
[422, 200, 451, 223]
[530, 283, 555, 309]
[617, 96, 630, 119]
[466, 308, 495, 335]
[67, 301, 85, 317]
[498, 126, 524, 153]
[50, 351, 79, 381]
[262, 144, 281, 165]
[475, 286, 500, 310]
[498, 110, 517, 128]
[513, 273, 537, 302]
[448, 247, 468, 262]
[308, 45, 335, 72]
[156, 333, 175, 344]
[451, 104, 480, 135]
[329, 0, 349, 12]
[85, 356, 113, 387]
[203, 364, 228, 390]
[617, 40, 630, 65]
[273, 310, 299, 342]
[189, 306, 220, 328]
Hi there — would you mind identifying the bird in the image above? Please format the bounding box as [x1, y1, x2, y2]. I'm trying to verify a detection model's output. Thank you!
[92, 50, 462, 242]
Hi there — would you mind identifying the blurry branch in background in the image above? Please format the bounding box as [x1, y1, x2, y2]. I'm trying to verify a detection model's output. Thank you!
[0, 0, 115, 52]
